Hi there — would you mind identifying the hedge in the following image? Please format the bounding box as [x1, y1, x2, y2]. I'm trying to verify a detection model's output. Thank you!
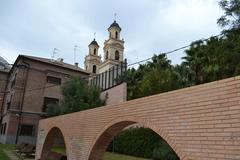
[107, 127, 179, 160]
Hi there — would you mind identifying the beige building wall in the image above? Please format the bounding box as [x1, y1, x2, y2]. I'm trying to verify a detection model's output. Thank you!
[100, 82, 127, 105]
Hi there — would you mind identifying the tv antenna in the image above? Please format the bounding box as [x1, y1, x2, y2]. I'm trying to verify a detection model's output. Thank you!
[52, 48, 59, 59]
[74, 45, 79, 63]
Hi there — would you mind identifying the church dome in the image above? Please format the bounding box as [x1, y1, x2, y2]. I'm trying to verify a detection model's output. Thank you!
[89, 39, 99, 47]
[0, 56, 10, 70]
[109, 20, 121, 30]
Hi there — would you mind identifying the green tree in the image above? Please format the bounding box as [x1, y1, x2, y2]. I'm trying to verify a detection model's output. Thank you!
[217, 0, 240, 29]
[126, 54, 184, 100]
[46, 77, 105, 116]
[182, 30, 240, 85]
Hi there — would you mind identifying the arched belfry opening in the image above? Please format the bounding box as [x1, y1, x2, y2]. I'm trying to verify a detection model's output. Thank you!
[93, 65, 97, 73]
[106, 51, 109, 60]
[94, 48, 97, 55]
[40, 127, 67, 160]
[88, 120, 180, 160]
[115, 50, 120, 60]
[115, 31, 118, 39]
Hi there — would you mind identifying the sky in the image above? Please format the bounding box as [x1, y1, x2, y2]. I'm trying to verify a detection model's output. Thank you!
[0, 0, 223, 68]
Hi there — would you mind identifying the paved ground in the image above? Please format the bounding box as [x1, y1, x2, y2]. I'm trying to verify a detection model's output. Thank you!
[3, 150, 34, 160]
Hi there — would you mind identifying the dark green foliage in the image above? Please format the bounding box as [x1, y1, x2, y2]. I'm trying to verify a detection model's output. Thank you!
[152, 140, 179, 160]
[46, 103, 61, 117]
[217, 0, 240, 29]
[108, 127, 179, 159]
[183, 29, 240, 85]
[126, 54, 187, 100]
[46, 77, 105, 117]
[126, 30, 240, 101]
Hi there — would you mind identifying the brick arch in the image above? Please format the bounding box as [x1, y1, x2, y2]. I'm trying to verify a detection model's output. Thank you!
[88, 116, 188, 160]
[36, 77, 240, 160]
[40, 126, 68, 160]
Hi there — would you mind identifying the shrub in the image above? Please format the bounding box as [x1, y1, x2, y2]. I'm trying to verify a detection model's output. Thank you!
[108, 127, 179, 159]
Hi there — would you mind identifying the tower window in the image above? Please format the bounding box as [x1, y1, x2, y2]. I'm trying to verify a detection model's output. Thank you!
[115, 31, 118, 39]
[106, 51, 109, 60]
[93, 65, 97, 74]
[94, 48, 97, 55]
[115, 50, 120, 60]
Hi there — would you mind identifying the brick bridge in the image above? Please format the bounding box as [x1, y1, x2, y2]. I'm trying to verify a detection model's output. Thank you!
[35, 76, 240, 160]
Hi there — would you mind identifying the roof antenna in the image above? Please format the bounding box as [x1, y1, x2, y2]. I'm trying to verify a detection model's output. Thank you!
[74, 45, 79, 63]
[52, 48, 59, 60]
[114, 13, 117, 22]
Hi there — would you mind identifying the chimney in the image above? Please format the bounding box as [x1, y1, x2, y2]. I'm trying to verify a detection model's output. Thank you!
[75, 62, 79, 67]
[57, 58, 64, 62]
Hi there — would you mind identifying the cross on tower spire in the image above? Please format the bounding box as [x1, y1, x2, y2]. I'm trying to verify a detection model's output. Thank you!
[114, 13, 117, 22]
[94, 32, 96, 40]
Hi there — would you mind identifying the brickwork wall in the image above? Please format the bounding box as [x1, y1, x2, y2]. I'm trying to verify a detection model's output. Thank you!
[36, 76, 240, 160]
[1, 58, 89, 144]
[0, 71, 8, 114]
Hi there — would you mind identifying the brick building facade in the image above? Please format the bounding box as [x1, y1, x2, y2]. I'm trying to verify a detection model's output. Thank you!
[0, 55, 89, 144]
[0, 70, 9, 121]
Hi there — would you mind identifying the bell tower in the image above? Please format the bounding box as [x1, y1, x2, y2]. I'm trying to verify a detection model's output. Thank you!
[84, 38, 102, 74]
[99, 19, 124, 73]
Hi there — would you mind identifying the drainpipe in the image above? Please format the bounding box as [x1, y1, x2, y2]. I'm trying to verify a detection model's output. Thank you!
[0, 73, 10, 125]
[15, 62, 30, 144]
[0, 91, 9, 125]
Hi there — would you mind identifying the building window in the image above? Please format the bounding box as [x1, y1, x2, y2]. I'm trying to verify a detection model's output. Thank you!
[115, 31, 118, 39]
[7, 102, 10, 110]
[47, 76, 61, 85]
[3, 123, 6, 134]
[43, 97, 59, 112]
[20, 124, 34, 136]
[93, 65, 97, 74]
[115, 50, 120, 60]
[94, 48, 97, 55]
[0, 124, 3, 134]
[1, 123, 7, 135]
[106, 51, 109, 60]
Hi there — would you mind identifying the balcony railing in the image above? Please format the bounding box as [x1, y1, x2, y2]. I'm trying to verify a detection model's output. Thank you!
[89, 60, 127, 91]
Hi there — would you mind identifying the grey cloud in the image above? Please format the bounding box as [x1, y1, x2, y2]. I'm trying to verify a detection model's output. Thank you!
[0, 0, 222, 67]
